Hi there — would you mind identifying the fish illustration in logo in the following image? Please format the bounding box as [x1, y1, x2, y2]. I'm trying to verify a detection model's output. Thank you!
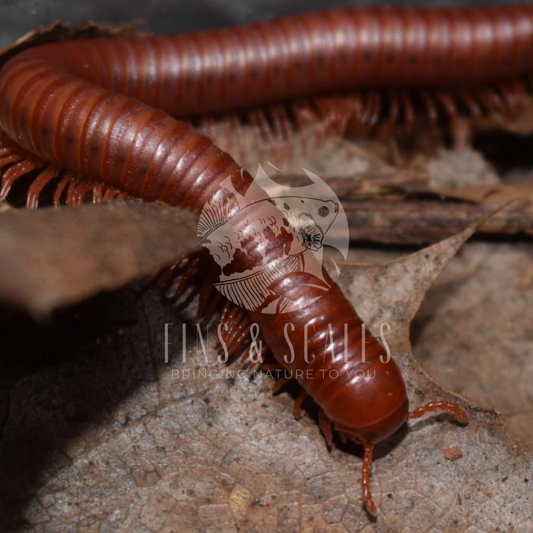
[198, 182, 339, 313]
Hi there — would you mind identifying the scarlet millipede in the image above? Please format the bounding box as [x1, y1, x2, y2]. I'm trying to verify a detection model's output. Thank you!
[2, 3, 532, 516]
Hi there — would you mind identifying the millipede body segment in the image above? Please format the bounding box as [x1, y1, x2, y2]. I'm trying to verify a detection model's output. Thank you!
[2, 4, 529, 515]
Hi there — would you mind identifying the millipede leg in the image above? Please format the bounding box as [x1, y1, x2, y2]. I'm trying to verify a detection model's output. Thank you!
[293, 390, 308, 420]
[53, 173, 75, 206]
[0, 154, 24, 170]
[409, 400, 468, 424]
[26, 166, 60, 208]
[226, 315, 252, 356]
[400, 90, 415, 133]
[337, 431, 348, 445]
[0, 160, 40, 200]
[170, 256, 201, 301]
[265, 366, 289, 394]
[243, 330, 267, 361]
[318, 409, 333, 448]
[361, 442, 377, 517]
[246, 342, 268, 373]
[197, 273, 222, 325]
[71, 180, 103, 205]
[221, 303, 247, 333]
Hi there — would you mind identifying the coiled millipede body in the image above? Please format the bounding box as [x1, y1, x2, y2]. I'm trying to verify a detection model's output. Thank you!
[2, 4, 532, 515]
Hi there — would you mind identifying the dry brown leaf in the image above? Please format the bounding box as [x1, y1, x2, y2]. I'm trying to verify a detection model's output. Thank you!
[412, 239, 533, 448]
[0, 201, 198, 318]
[504, 412, 533, 447]
[1, 208, 531, 532]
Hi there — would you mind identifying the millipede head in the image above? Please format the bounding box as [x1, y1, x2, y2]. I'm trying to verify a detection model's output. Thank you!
[324, 358, 410, 446]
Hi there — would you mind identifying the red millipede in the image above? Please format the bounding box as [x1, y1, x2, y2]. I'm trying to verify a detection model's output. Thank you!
[2, 3, 531, 516]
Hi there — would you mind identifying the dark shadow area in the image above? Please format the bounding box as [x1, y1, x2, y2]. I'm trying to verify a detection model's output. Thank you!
[472, 130, 533, 173]
[0, 284, 187, 531]
[0, 288, 139, 385]
[409, 272, 474, 351]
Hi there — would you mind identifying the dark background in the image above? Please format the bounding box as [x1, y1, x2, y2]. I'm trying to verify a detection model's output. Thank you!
[1, 0, 533, 49]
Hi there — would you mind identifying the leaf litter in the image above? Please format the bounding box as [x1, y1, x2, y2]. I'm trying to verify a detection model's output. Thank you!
[0, 201, 199, 319]
[0, 199, 531, 531]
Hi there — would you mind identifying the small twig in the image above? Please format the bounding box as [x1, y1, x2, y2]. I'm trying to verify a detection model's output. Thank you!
[341, 198, 533, 245]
